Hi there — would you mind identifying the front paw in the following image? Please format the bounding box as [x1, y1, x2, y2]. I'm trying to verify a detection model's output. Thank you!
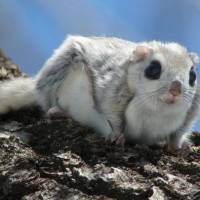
[167, 141, 192, 157]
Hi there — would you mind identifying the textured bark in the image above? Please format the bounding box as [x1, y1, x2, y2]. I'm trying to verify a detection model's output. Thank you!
[0, 50, 199, 200]
[0, 49, 25, 80]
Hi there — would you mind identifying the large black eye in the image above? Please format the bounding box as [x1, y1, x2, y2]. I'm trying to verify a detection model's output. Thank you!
[144, 60, 162, 80]
[189, 67, 196, 87]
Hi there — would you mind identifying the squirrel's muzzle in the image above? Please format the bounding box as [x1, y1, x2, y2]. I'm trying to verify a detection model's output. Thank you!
[169, 80, 182, 97]
[159, 80, 182, 104]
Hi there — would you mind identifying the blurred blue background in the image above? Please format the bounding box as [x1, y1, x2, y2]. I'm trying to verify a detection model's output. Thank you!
[0, 0, 200, 130]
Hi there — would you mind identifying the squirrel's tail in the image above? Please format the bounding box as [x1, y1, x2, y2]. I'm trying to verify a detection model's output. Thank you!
[0, 77, 37, 114]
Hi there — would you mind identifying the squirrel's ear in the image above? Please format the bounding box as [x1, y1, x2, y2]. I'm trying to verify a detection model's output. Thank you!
[189, 52, 199, 65]
[132, 45, 152, 62]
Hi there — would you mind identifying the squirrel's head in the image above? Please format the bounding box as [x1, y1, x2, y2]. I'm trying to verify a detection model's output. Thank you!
[127, 41, 199, 112]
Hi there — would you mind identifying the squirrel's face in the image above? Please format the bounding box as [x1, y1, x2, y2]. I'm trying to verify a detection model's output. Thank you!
[127, 42, 199, 112]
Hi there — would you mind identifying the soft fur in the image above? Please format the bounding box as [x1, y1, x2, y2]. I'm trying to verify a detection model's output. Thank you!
[0, 36, 199, 150]
[0, 77, 36, 113]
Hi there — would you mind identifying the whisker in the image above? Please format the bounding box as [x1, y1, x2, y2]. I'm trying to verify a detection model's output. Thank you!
[182, 99, 192, 105]
[138, 86, 168, 95]
[131, 92, 159, 112]
[183, 96, 193, 101]
[182, 96, 193, 104]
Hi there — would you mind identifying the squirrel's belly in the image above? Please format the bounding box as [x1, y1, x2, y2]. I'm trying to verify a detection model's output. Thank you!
[125, 100, 187, 144]
[57, 66, 112, 136]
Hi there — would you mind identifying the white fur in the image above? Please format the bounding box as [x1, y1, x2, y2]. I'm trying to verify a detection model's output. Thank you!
[125, 41, 197, 145]
[125, 96, 188, 144]
[57, 63, 112, 136]
[0, 78, 36, 113]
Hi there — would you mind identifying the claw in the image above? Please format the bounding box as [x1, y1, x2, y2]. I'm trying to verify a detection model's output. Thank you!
[104, 133, 126, 147]
[115, 134, 126, 147]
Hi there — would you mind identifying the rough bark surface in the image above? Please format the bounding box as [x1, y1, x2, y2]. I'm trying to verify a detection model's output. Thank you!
[0, 50, 199, 200]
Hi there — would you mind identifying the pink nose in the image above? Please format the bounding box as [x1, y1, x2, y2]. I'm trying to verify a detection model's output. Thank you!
[169, 80, 182, 97]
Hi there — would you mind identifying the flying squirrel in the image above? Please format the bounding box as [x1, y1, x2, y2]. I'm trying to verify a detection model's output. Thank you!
[0, 36, 199, 153]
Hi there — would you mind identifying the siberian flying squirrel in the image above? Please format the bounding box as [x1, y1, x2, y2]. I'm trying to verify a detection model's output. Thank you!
[0, 36, 199, 152]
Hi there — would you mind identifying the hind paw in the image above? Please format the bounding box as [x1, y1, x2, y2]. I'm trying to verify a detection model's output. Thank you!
[46, 106, 68, 119]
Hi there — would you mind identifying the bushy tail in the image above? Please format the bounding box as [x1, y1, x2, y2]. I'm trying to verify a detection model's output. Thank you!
[0, 77, 37, 114]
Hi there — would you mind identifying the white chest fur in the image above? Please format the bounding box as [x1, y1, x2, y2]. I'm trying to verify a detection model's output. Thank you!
[125, 97, 187, 144]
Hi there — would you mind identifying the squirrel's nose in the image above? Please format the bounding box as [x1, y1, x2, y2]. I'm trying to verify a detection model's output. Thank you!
[169, 80, 182, 97]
